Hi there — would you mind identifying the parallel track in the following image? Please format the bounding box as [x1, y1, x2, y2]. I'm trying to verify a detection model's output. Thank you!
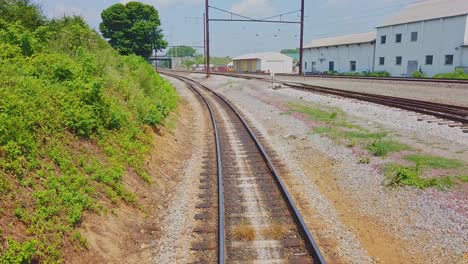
[191, 71, 468, 125]
[162, 72, 326, 264]
[169, 70, 468, 84]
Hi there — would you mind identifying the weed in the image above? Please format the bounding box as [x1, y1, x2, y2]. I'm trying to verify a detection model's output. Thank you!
[261, 224, 287, 240]
[457, 175, 468, 183]
[288, 103, 339, 123]
[72, 231, 89, 249]
[367, 140, 410, 157]
[385, 164, 454, 189]
[232, 221, 256, 241]
[405, 155, 464, 169]
[358, 157, 370, 164]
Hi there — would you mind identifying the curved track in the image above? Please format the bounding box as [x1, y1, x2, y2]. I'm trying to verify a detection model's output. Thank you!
[162, 72, 326, 264]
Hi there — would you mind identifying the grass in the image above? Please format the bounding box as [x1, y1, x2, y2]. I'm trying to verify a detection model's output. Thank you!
[288, 103, 339, 122]
[232, 222, 256, 241]
[405, 155, 464, 169]
[458, 175, 468, 182]
[367, 140, 410, 157]
[261, 224, 287, 240]
[385, 164, 454, 189]
[0, 5, 178, 263]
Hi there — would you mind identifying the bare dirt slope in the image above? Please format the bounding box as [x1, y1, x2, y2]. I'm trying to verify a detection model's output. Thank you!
[65, 95, 197, 263]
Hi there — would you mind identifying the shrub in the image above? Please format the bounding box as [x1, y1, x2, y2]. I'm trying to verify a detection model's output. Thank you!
[367, 71, 390, 77]
[385, 164, 454, 189]
[0, 5, 178, 262]
[412, 70, 427, 78]
[367, 140, 410, 157]
[434, 68, 468, 79]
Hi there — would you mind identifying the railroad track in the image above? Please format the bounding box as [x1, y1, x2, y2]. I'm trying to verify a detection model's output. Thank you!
[164, 69, 468, 84]
[162, 72, 326, 264]
[187, 71, 468, 127]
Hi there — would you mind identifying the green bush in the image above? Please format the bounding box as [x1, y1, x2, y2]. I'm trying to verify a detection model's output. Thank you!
[433, 68, 468, 79]
[367, 71, 391, 77]
[412, 70, 427, 78]
[385, 164, 454, 189]
[0, 2, 178, 262]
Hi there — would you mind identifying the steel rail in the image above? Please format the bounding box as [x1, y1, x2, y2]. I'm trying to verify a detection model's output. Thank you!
[164, 74, 226, 263]
[161, 71, 326, 263]
[196, 71, 468, 124]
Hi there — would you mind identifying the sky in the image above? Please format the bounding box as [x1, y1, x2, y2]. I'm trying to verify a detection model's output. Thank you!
[37, 0, 423, 57]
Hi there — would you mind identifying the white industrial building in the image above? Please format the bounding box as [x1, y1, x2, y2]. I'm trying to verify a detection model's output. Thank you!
[233, 52, 293, 73]
[302, 0, 468, 77]
[374, 0, 468, 77]
[303, 32, 376, 73]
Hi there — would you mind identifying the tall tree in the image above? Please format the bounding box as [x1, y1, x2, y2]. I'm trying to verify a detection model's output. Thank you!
[99, 2, 167, 58]
[0, 0, 44, 30]
[166, 46, 196, 57]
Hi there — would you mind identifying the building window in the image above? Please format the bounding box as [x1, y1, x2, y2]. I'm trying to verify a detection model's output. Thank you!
[396, 56, 402, 65]
[425, 55, 433, 65]
[350, 61, 356, 72]
[381, 35, 386, 44]
[379, 57, 385, 65]
[411, 32, 418, 42]
[305, 62, 308, 70]
[445, 55, 454, 65]
[395, 33, 402, 43]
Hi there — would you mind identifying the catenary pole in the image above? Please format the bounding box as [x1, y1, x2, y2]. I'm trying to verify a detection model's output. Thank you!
[299, 0, 305, 75]
[205, 0, 210, 77]
[204, 13, 207, 73]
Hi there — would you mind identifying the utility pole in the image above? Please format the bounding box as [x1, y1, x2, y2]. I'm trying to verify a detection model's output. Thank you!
[204, 13, 207, 73]
[205, 0, 210, 77]
[299, 0, 305, 75]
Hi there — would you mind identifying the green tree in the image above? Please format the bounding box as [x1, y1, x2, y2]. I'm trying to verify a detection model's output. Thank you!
[0, 0, 44, 30]
[166, 46, 196, 57]
[99, 1, 167, 58]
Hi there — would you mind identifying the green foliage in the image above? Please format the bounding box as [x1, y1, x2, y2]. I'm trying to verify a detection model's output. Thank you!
[0, 5, 178, 262]
[100, 2, 167, 58]
[166, 46, 196, 57]
[411, 70, 427, 78]
[433, 68, 468, 79]
[405, 155, 464, 169]
[367, 140, 410, 157]
[0, 238, 39, 264]
[288, 103, 338, 122]
[385, 164, 454, 189]
[458, 175, 468, 183]
[0, 0, 44, 30]
[183, 59, 196, 70]
[367, 71, 391, 77]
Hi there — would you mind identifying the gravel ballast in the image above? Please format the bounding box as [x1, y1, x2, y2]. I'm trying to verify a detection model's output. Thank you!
[191, 73, 467, 263]
[153, 76, 209, 263]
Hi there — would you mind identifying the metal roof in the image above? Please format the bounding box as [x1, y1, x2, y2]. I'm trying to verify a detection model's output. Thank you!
[304, 32, 376, 49]
[232, 52, 292, 61]
[380, 0, 468, 27]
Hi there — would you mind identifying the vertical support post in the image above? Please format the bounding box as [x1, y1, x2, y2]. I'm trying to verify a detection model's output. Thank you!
[299, 0, 305, 75]
[155, 51, 158, 71]
[203, 13, 207, 73]
[205, 0, 211, 77]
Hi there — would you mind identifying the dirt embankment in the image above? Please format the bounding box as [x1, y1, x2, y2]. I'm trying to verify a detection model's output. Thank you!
[64, 100, 195, 263]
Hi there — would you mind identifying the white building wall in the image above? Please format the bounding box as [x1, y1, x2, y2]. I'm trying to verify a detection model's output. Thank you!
[375, 15, 468, 77]
[260, 58, 293, 73]
[303, 43, 375, 73]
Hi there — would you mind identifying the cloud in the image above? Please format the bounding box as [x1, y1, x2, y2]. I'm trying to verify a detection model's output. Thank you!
[120, 0, 204, 8]
[230, 0, 274, 18]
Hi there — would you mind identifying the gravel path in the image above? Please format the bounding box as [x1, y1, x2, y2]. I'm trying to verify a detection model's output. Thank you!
[153, 76, 208, 263]
[192, 73, 468, 263]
